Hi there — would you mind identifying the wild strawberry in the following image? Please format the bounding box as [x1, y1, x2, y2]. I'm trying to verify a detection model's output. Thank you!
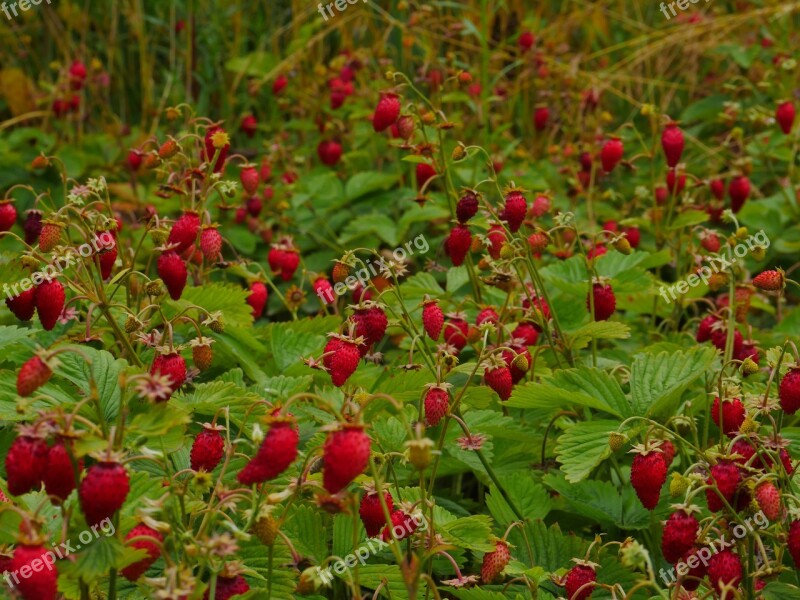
[168, 211, 200, 253]
[444, 314, 468, 352]
[43, 442, 80, 502]
[323, 424, 371, 494]
[204, 575, 250, 600]
[373, 93, 401, 132]
[501, 190, 527, 232]
[480, 541, 510, 583]
[16, 355, 52, 397]
[532, 105, 550, 131]
[666, 167, 686, 195]
[711, 397, 746, 437]
[503, 345, 531, 384]
[424, 384, 450, 426]
[190, 426, 225, 471]
[779, 368, 800, 414]
[753, 269, 784, 291]
[158, 138, 179, 159]
[701, 232, 721, 253]
[422, 299, 444, 340]
[240, 165, 260, 195]
[121, 524, 163, 581]
[240, 114, 258, 138]
[352, 304, 388, 347]
[512, 322, 539, 346]
[523, 231, 547, 255]
[416, 163, 436, 190]
[530, 194, 551, 217]
[268, 246, 300, 281]
[729, 438, 758, 467]
[23, 210, 43, 245]
[486, 224, 506, 259]
[657, 439, 676, 466]
[600, 137, 623, 172]
[238, 418, 299, 485]
[662, 508, 699, 563]
[39, 222, 63, 252]
[707, 550, 742, 596]
[484, 358, 513, 401]
[79, 461, 130, 526]
[776, 101, 796, 134]
[0, 200, 16, 231]
[97, 237, 117, 281]
[624, 227, 641, 248]
[695, 315, 719, 343]
[381, 509, 419, 542]
[755, 482, 781, 520]
[579, 151, 593, 172]
[323, 335, 361, 387]
[780, 448, 793, 475]
[476, 307, 499, 326]
[272, 73, 288, 95]
[705, 460, 740, 512]
[313, 276, 335, 304]
[710, 178, 726, 200]
[661, 122, 685, 167]
[318, 140, 343, 166]
[69, 59, 87, 87]
[728, 175, 750, 213]
[5, 434, 48, 496]
[654, 186, 668, 205]
[150, 353, 187, 397]
[518, 30, 535, 51]
[588, 282, 615, 321]
[359, 490, 394, 537]
[587, 244, 607, 260]
[247, 281, 268, 319]
[456, 192, 479, 223]
[710, 325, 743, 354]
[788, 520, 800, 568]
[352, 282, 372, 303]
[445, 224, 472, 266]
[35, 279, 65, 331]
[191, 339, 214, 371]
[157, 252, 187, 300]
[6, 287, 36, 322]
[564, 563, 596, 600]
[203, 126, 230, 173]
[11, 544, 58, 599]
[630, 446, 667, 510]
[127, 149, 143, 171]
[678, 547, 707, 591]
[199, 227, 223, 263]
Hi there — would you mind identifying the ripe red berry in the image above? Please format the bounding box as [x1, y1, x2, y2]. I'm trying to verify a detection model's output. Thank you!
[728, 176, 750, 213]
[753, 269, 784, 291]
[247, 281, 268, 320]
[480, 541, 510, 583]
[318, 140, 343, 166]
[788, 520, 800, 568]
[711, 397, 746, 437]
[696, 315, 718, 342]
[352, 304, 388, 347]
[662, 509, 699, 563]
[486, 224, 506, 259]
[707, 550, 742, 596]
[705, 460, 741, 512]
[518, 30, 535, 51]
[631, 449, 667, 510]
[476, 307, 499, 326]
[322, 336, 361, 387]
[23, 210, 43, 245]
[776, 101, 796, 134]
[533, 106, 549, 131]
[424, 385, 450, 426]
[200, 227, 223, 263]
[11, 544, 58, 599]
[240, 165, 260, 195]
[359, 490, 394, 538]
[35, 279, 65, 331]
[150, 353, 187, 398]
[5, 434, 48, 496]
[204, 575, 250, 600]
[157, 252, 188, 300]
[512, 322, 539, 346]
[238, 419, 299, 485]
[444, 315, 469, 352]
[564, 563, 596, 600]
[79, 461, 130, 526]
[323, 425, 371, 494]
[701, 232, 721, 253]
[268, 247, 300, 281]
[203, 126, 230, 173]
[381, 509, 419, 542]
[416, 163, 436, 190]
[710, 178, 726, 200]
[600, 137, 623, 172]
[755, 482, 782, 521]
[666, 167, 686, 195]
[456, 192, 479, 223]
[661, 122, 685, 168]
[588, 283, 616, 321]
[190, 427, 225, 472]
[780, 368, 800, 415]
[127, 150, 143, 171]
[43, 442, 80, 502]
[373, 93, 401, 132]
[313, 276, 335, 305]
[6, 287, 36, 322]
[121, 524, 163, 581]
[485, 364, 513, 401]
[0, 200, 16, 232]
[97, 234, 118, 280]
[240, 114, 258, 138]
[168, 211, 200, 253]
[17, 356, 52, 397]
[501, 190, 527, 232]
[657, 439, 676, 466]
[422, 299, 444, 340]
[445, 224, 472, 266]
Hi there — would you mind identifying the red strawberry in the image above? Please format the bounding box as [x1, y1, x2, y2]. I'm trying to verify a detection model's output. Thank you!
[6, 287, 36, 322]
[247, 281, 268, 319]
[127, 150, 143, 171]
[39, 222, 63, 252]
[200, 227, 223, 263]
[710, 325, 743, 354]
[322, 425, 371, 494]
[656, 439, 676, 466]
[780, 368, 800, 415]
[445, 225, 472, 266]
[696, 315, 718, 342]
[318, 140, 343, 166]
[240, 165, 260, 195]
[203, 126, 230, 173]
[456, 192, 479, 223]
[527, 232, 549, 254]
[444, 315, 469, 352]
[204, 575, 250, 600]
[728, 176, 750, 213]
[352, 304, 388, 347]
[705, 460, 740, 512]
[631, 448, 667, 510]
[23, 210, 43, 245]
[168, 211, 200, 253]
[600, 137, 623, 172]
[424, 384, 450, 426]
[43, 442, 80, 502]
[396, 115, 414, 139]
[35, 279, 65, 331]
[662, 509, 699, 563]
[666, 167, 686, 195]
[661, 122, 685, 168]
[373, 93, 401, 132]
[69, 59, 87, 87]
[416, 163, 436, 190]
[780, 448, 793, 475]
[268, 247, 300, 281]
[564, 563, 596, 600]
[755, 482, 781, 521]
[323, 335, 361, 387]
[246, 196, 262, 218]
[678, 547, 707, 591]
[533, 106, 549, 131]
[701, 232, 721, 253]
[579, 152, 593, 172]
[17, 356, 52, 397]
[79, 461, 130, 526]
[476, 307, 499, 326]
[753, 269, 784, 291]
[729, 438, 758, 467]
[624, 227, 641, 248]
[588, 283, 616, 321]
[530, 194, 551, 217]
[313, 276, 335, 304]
[788, 520, 800, 568]
[654, 186, 668, 206]
[190, 426, 225, 472]
[240, 114, 258, 138]
[5, 434, 48, 496]
[238, 419, 299, 485]
[272, 73, 288, 95]
[10, 544, 58, 599]
[157, 252, 187, 300]
[707, 550, 742, 596]
[380, 510, 419, 542]
[121, 524, 163, 581]
[422, 299, 444, 340]
[710, 178, 726, 200]
[0, 200, 16, 231]
[97, 236, 118, 281]
[501, 190, 527, 232]
[512, 322, 539, 346]
[150, 353, 187, 397]
[359, 490, 394, 538]
[776, 101, 796, 134]
[480, 541, 510, 583]
[486, 224, 506, 259]
[503, 345, 531, 384]
[484, 362, 513, 401]
[518, 30, 535, 51]
[711, 397, 746, 437]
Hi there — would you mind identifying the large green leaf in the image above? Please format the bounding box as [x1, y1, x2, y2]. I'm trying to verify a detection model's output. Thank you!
[486, 472, 552, 526]
[568, 321, 631, 351]
[345, 172, 399, 201]
[553, 419, 618, 483]
[56, 347, 129, 421]
[439, 515, 496, 552]
[168, 282, 253, 329]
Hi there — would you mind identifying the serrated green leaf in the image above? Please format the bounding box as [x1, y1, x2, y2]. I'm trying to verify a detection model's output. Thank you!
[168, 282, 253, 330]
[568, 321, 631, 351]
[56, 347, 129, 422]
[553, 419, 618, 483]
[486, 472, 551, 526]
[345, 172, 399, 201]
[439, 515, 496, 552]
